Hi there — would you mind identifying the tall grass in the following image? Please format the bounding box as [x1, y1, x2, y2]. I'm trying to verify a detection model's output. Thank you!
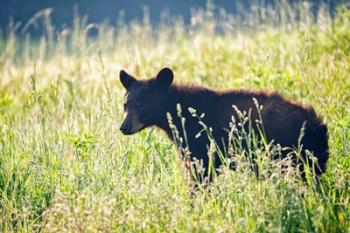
[0, 2, 349, 232]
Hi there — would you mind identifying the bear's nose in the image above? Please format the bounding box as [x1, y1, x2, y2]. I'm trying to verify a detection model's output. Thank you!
[120, 124, 131, 135]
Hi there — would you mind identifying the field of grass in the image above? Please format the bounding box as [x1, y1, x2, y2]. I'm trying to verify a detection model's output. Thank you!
[0, 2, 350, 232]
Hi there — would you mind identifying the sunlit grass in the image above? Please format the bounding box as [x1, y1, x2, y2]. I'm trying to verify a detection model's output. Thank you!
[0, 2, 349, 232]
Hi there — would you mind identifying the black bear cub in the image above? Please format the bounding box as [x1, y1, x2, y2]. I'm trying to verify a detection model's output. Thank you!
[119, 67, 329, 177]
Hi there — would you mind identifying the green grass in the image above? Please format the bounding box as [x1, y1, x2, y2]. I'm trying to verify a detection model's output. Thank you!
[0, 3, 350, 232]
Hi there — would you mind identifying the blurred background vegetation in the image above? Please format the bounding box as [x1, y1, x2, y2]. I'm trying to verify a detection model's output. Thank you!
[0, 0, 348, 36]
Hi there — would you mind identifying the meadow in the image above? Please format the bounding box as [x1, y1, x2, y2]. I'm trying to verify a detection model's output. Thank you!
[0, 2, 349, 232]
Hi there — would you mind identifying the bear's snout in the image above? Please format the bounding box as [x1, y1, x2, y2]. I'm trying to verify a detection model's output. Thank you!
[120, 113, 145, 135]
[120, 123, 132, 135]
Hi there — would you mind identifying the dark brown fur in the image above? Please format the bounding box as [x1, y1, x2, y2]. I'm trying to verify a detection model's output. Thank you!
[119, 68, 329, 177]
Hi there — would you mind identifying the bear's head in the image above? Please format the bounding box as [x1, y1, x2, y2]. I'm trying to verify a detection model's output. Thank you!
[119, 67, 174, 135]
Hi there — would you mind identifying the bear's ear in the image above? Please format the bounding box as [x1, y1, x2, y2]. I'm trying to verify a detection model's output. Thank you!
[120, 70, 137, 90]
[155, 67, 174, 88]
